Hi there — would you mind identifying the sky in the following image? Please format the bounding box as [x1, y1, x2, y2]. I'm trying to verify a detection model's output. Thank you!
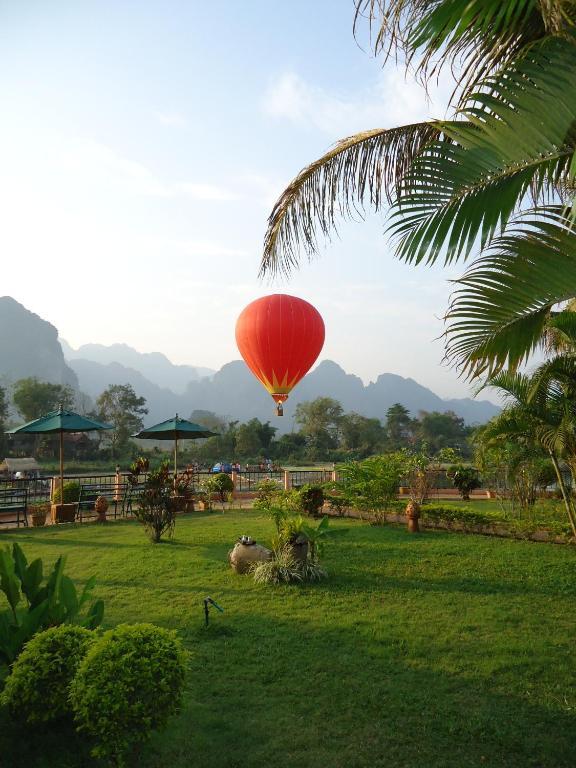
[0, 0, 496, 402]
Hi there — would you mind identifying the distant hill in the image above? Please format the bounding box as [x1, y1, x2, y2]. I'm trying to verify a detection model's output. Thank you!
[60, 340, 213, 393]
[67, 357, 499, 431]
[0, 297, 78, 389]
[0, 297, 500, 431]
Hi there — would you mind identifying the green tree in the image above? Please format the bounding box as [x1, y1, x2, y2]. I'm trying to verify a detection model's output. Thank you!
[479, 364, 576, 536]
[259, 2, 576, 381]
[415, 411, 472, 455]
[13, 378, 74, 421]
[339, 412, 385, 456]
[189, 410, 226, 434]
[294, 397, 344, 455]
[96, 384, 148, 457]
[384, 404, 414, 449]
[235, 419, 277, 459]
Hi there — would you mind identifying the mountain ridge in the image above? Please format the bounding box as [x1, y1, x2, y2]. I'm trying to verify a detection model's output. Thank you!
[0, 297, 500, 432]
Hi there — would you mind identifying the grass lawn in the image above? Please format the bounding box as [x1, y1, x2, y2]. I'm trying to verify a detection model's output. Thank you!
[1, 511, 575, 767]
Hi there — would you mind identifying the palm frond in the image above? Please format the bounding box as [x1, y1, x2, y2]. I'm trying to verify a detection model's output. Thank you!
[445, 207, 576, 378]
[353, 1, 574, 103]
[389, 38, 576, 266]
[260, 122, 443, 277]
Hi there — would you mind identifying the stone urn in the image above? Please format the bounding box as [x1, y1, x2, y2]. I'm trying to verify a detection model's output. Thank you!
[405, 500, 421, 533]
[229, 537, 272, 574]
[94, 496, 109, 523]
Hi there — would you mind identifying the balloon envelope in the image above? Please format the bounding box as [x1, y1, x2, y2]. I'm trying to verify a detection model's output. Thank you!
[235, 294, 325, 410]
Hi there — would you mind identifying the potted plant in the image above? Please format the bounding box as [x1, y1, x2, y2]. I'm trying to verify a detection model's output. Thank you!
[29, 503, 49, 527]
[197, 478, 217, 511]
[280, 515, 309, 562]
[172, 471, 195, 512]
[51, 481, 80, 524]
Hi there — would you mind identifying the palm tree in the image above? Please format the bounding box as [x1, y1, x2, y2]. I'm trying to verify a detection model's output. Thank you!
[480, 364, 576, 536]
[260, 1, 576, 379]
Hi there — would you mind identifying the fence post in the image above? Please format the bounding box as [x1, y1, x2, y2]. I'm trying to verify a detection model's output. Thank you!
[284, 470, 291, 491]
[114, 465, 122, 503]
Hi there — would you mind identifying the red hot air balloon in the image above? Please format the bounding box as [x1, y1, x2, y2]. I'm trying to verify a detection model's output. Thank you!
[235, 294, 325, 416]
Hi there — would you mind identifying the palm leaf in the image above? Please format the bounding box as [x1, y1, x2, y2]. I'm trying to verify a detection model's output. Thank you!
[389, 37, 576, 266]
[444, 208, 576, 378]
[260, 122, 444, 277]
[354, 1, 572, 101]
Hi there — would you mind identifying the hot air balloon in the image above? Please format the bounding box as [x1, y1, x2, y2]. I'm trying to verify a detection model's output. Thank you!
[235, 294, 325, 416]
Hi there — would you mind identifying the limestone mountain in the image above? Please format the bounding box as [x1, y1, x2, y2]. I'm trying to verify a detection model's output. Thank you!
[61, 340, 213, 393]
[0, 297, 78, 389]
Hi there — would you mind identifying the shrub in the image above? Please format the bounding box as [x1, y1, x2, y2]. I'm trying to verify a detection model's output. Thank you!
[52, 481, 81, 504]
[251, 545, 304, 584]
[446, 465, 482, 500]
[1, 625, 95, 724]
[133, 462, 176, 543]
[299, 485, 325, 517]
[208, 472, 233, 502]
[0, 543, 104, 664]
[70, 623, 187, 762]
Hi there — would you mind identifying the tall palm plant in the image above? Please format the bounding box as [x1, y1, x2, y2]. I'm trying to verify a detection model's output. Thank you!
[260, 1, 576, 379]
[481, 364, 576, 536]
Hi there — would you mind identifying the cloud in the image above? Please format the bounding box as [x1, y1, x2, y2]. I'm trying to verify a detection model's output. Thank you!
[58, 138, 237, 202]
[262, 67, 453, 137]
[155, 110, 188, 127]
[176, 182, 240, 201]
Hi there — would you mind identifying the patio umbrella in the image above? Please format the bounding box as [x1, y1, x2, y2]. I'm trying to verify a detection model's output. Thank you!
[7, 406, 113, 502]
[132, 414, 216, 477]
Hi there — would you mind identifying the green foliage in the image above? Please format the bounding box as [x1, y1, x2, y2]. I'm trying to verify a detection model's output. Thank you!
[132, 461, 175, 543]
[96, 383, 148, 457]
[208, 472, 234, 502]
[0, 543, 103, 663]
[298, 484, 325, 517]
[52, 480, 81, 504]
[13, 377, 74, 421]
[447, 465, 481, 500]
[1, 624, 95, 723]
[70, 623, 187, 763]
[251, 544, 302, 584]
[336, 453, 406, 517]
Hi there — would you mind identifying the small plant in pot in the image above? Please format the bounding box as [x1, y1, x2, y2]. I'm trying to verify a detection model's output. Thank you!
[280, 515, 309, 562]
[29, 503, 49, 527]
[171, 471, 195, 512]
[51, 481, 81, 523]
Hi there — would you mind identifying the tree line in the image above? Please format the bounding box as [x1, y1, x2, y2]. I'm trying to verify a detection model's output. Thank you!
[0, 379, 474, 466]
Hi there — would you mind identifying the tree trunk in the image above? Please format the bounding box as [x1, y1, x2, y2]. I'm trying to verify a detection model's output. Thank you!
[549, 451, 576, 538]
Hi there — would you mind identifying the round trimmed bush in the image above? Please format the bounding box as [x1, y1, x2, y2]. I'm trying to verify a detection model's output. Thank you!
[70, 623, 187, 761]
[53, 480, 81, 504]
[1, 624, 96, 724]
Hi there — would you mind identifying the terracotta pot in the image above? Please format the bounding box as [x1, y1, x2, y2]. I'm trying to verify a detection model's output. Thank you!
[94, 496, 109, 523]
[289, 537, 309, 563]
[31, 511, 47, 527]
[405, 501, 421, 533]
[51, 503, 78, 524]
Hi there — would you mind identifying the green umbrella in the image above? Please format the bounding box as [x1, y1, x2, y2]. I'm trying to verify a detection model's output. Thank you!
[133, 415, 216, 478]
[7, 406, 113, 503]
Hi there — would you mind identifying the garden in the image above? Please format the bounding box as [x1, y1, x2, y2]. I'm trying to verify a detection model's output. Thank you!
[0, 504, 575, 768]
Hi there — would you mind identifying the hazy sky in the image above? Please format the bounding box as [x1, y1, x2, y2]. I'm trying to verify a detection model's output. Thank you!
[0, 1, 493, 401]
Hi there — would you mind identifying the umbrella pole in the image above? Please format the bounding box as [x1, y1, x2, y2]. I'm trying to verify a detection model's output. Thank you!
[59, 430, 64, 505]
[174, 436, 178, 490]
